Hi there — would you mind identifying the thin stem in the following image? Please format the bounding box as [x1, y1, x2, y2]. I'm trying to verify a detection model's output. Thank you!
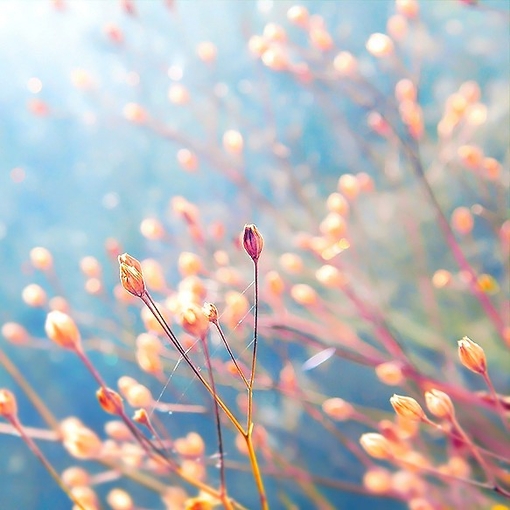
[213, 320, 249, 388]
[482, 372, 510, 432]
[200, 334, 234, 510]
[450, 415, 496, 486]
[244, 260, 268, 510]
[244, 428, 269, 510]
[141, 292, 245, 435]
[247, 261, 260, 429]
[8, 415, 87, 510]
[0, 348, 60, 432]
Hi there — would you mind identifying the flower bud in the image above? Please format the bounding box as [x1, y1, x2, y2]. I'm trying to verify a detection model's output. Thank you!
[45, 310, 82, 350]
[390, 394, 425, 421]
[0, 389, 18, 418]
[425, 389, 454, 419]
[181, 304, 209, 338]
[457, 336, 486, 374]
[242, 224, 264, 262]
[30, 247, 53, 271]
[118, 253, 146, 298]
[359, 433, 393, 459]
[202, 302, 219, 323]
[97, 387, 124, 415]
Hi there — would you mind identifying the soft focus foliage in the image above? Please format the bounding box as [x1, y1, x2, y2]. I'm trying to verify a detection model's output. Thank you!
[0, 1, 509, 509]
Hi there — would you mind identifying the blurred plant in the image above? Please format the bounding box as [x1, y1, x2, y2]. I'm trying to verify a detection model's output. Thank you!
[0, 1, 509, 509]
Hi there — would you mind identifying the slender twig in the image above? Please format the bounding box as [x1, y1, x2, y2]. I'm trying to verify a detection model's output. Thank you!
[200, 334, 234, 510]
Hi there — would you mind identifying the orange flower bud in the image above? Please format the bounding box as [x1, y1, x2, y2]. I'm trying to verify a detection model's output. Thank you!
[63, 425, 102, 460]
[61, 466, 91, 488]
[424, 389, 455, 419]
[390, 394, 425, 421]
[133, 408, 150, 426]
[0, 389, 18, 418]
[118, 253, 146, 298]
[363, 467, 392, 494]
[71, 486, 99, 510]
[105, 420, 131, 441]
[107, 488, 134, 510]
[2, 322, 29, 345]
[322, 397, 354, 421]
[180, 304, 209, 338]
[45, 310, 82, 350]
[22, 284, 47, 308]
[375, 362, 404, 386]
[96, 387, 124, 415]
[242, 224, 264, 262]
[458, 336, 486, 374]
[79, 256, 101, 278]
[29, 247, 53, 271]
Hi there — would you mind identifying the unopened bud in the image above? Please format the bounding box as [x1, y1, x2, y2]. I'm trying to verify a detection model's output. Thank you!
[45, 310, 82, 350]
[359, 432, 393, 459]
[180, 304, 209, 338]
[96, 387, 124, 415]
[118, 253, 146, 298]
[390, 394, 425, 421]
[242, 224, 264, 262]
[202, 302, 219, 323]
[133, 408, 150, 426]
[458, 336, 486, 374]
[425, 389, 455, 419]
[0, 389, 18, 418]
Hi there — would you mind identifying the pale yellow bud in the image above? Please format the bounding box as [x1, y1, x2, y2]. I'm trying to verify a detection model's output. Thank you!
[118, 253, 146, 298]
[30, 247, 53, 271]
[458, 336, 486, 374]
[390, 394, 425, 421]
[45, 311, 82, 350]
[359, 433, 393, 459]
[180, 304, 209, 338]
[424, 389, 454, 419]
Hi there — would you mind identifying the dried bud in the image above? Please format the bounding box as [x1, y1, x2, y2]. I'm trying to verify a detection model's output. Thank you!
[390, 394, 425, 421]
[425, 389, 455, 419]
[45, 310, 82, 350]
[96, 387, 124, 415]
[359, 432, 393, 459]
[458, 336, 486, 374]
[242, 224, 264, 262]
[202, 302, 218, 323]
[118, 253, 146, 298]
[0, 389, 18, 418]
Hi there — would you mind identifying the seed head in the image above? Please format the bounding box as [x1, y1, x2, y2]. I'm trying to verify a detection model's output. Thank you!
[425, 389, 455, 419]
[96, 387, 124, 415]
[0, 389, 18, 419]
[390, 394, 425, 421]
[45, 310, 82, 350]
[242, 224, 264, 262]
[118, 253, 146, 298]
[457, 336, 486, 374]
